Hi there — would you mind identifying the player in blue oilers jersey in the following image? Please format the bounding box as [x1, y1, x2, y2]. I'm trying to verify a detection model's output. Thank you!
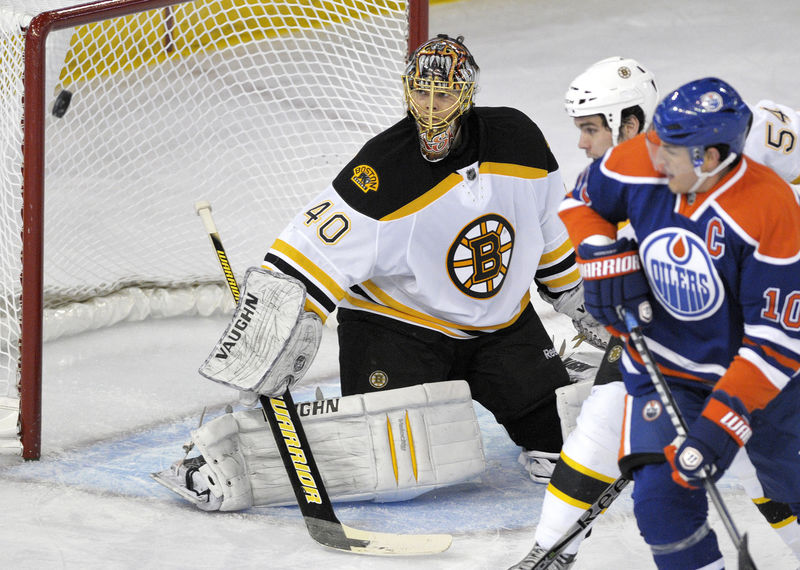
[262, 34, 609, 485]
[559, 77, 800, 569]
[520, 60, 800, 570]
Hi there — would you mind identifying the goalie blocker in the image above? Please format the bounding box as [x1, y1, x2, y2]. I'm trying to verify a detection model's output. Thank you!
[153, 380, 485, 510]
[198, 267, 323, 396]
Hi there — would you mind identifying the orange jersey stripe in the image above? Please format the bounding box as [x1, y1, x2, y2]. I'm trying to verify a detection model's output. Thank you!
[624, 344, 712, 385]
[702, 398, 752, 447]
[714, 160, 800, 260]
[559, 204, 617, 248]
[603, 133, 664, 178]
[742, 337, 800, 372]
[715, 356, 781, 412]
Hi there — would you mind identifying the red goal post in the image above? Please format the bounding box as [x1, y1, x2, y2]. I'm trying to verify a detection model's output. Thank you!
[5, 0, 428, 459]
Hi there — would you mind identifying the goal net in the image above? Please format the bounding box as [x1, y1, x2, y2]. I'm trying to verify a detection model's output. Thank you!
[0, 0, 427, 458]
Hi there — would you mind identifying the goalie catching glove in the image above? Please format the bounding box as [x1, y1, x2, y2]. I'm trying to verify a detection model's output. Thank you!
[198, 267, 322, 396]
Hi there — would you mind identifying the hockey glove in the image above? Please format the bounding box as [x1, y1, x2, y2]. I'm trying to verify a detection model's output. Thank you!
[538, 284, 610, 350]
[576, 237, 652, 335]
[664, 390, 752, 490]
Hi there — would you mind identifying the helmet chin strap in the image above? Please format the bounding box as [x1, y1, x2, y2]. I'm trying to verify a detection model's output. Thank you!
[687, 151, 737, 195]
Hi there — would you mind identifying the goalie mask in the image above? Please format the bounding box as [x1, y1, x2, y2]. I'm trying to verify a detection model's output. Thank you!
[403, 34, 479, 161]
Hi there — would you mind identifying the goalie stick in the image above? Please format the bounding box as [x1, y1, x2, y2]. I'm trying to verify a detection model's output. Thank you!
[508, 476, 630, 570]
[193, 201, 452, 556]
[622, 310, 757, 570]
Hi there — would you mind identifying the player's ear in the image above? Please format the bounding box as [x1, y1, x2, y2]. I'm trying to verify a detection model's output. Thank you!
[703, 146, 722, 170]
[619, 115, 640, 143]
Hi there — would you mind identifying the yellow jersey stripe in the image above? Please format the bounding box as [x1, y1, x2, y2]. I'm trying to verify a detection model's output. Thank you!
[479, 162, 549, 179]
[270, 239, 347, 301]
[360, 280, 531, 331]
[546, 482, 593, 510]
[561, 452, 618, 484]
[303, 298, 327, 322]
[539, 268, 581, 289]
[380, 173, 462, 221]
[540, 239, 574, 266]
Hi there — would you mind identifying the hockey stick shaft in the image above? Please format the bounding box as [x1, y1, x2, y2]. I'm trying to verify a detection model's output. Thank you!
[195, 201, 344, 522]
[508, 476, 630, 570]
[194, 201, 451, 555]
[621, 310, 757, 570]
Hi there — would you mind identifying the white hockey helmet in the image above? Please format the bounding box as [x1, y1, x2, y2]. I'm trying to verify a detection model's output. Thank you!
[565, 56, 658, 145]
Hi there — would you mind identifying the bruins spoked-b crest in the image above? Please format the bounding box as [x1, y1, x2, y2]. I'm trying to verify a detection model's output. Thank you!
[447, 214, 515, 298]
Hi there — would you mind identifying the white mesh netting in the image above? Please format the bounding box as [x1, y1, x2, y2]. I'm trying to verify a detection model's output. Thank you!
[0, 0, 412, 452]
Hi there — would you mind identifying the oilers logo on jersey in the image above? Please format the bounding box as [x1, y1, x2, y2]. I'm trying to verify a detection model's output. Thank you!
[642, 399, 662, 421]
[640, 228, 724, 321]
[447, 213, 515, 299]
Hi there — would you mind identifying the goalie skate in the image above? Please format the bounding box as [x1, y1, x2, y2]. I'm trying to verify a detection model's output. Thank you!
[151, 456, 222, 511]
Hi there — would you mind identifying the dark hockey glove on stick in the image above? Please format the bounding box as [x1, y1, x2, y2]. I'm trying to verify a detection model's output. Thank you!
[195, 201, 451, 556]
[621, 309, 757, 570]
[577, 238, 652, 336]
[664, 390, 752, 490]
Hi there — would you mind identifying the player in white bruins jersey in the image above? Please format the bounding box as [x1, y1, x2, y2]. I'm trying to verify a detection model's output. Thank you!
[153, 35, 606, 513]
[264, 34, 605, 480]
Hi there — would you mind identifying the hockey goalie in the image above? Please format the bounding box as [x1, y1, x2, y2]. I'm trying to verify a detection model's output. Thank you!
[155, 33, 609, 510]
[153, 268, 486, 511]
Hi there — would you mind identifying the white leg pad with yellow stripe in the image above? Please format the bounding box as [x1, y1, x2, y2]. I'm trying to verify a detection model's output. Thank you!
[188, 380, 485, 511]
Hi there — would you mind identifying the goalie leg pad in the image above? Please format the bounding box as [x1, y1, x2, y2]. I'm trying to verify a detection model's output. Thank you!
[183, 380, 485, 510]
[198, 267, 322, 396]
[555, 379, 593, 441]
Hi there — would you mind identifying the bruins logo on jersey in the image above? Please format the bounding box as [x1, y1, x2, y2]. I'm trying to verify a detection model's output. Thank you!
[369, 370, 389, 389]
[447, 214, 515, 298]
[607, 344, 623, 363]
[351, 164, 379, 193]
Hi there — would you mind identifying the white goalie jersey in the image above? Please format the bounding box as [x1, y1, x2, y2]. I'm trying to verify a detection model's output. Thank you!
[263, 108, 580, 339]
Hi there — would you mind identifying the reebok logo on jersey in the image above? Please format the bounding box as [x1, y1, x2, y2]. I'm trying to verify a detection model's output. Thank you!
[351, 164, 379, 193]
[579, 252, 640, 280]
[543, 347, 559, 359]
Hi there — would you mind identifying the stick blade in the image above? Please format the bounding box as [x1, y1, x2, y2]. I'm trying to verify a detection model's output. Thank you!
[305, 517, 451, 556]
[737, 533, 758, 570]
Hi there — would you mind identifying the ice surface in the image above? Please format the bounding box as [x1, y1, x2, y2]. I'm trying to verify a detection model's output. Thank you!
[2, 0, 799, 568]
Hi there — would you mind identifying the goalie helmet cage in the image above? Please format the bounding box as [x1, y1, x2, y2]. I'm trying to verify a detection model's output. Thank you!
[2, 0, 428, 459]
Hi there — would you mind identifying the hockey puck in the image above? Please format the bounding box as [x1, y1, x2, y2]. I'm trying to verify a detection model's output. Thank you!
[51, 89, 73, 118]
